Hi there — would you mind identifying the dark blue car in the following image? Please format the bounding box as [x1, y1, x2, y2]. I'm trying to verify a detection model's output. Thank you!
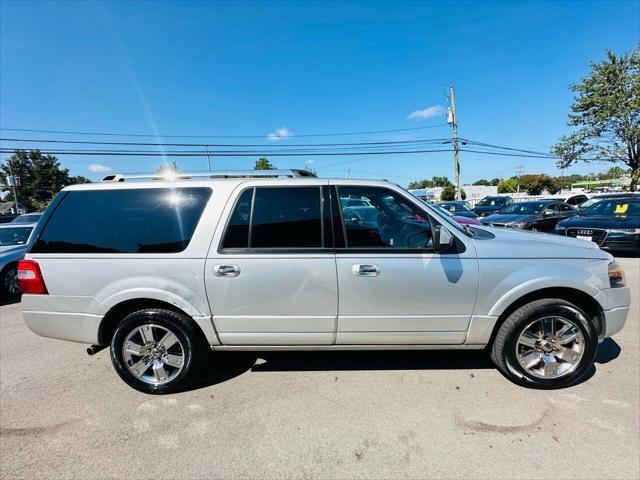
[473, 196, 512, 217]
[434, 201, 477, 219]
[555, 198, 640, 254]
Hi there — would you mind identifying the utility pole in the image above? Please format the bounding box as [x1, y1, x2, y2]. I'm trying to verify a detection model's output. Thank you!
[6, 159, 20, 214]
[448, 86, 461, 200]
[205, 145, 212, 172]
[515, 165, 524, 193]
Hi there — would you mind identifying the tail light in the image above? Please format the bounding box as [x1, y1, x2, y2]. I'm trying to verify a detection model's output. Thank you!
[17, 260, 48, 294]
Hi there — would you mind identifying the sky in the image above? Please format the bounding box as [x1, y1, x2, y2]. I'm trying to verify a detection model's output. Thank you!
[0, 0, 638, 186]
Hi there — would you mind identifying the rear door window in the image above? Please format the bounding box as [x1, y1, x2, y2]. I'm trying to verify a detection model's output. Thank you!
[220, 186, 324, 251]
[32, 187, 211, 253]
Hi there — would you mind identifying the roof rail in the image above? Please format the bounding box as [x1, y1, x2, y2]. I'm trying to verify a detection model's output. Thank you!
[101, 169, 316, 182]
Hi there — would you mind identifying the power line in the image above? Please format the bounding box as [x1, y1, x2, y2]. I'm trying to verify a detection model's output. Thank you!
[0, 137, 450, 148]
[0, 123, 449, 139]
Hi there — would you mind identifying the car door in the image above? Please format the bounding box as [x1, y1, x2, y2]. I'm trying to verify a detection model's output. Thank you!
[205, 182, 338, 345]
[539, 202, 562, 231]
[331, 183, 479, 345]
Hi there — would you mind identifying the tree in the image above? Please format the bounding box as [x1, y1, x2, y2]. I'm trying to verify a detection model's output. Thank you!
[472, 179, 491, 186]
[156, 160, 179, 175]
[490, 177, 501, 186]
[431, 176, 452, 187]
[497, 178, 518, 194]
[518, 174, 556, 196]
[0, 150, 90, 211]
[553, 47, 640, 190]
[407, 179, 434, 190]
[254, 157, 275, 170]
[303, 164, 317, 176]
[440, 184, 456, 201]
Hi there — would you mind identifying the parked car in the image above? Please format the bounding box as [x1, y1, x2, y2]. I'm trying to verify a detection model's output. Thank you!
[577, 192, 640, 211]
[544, 194, 589, 207]
[0, 222, 37, 296]
[555, 198, 640, 254]
[481, 200, 578, 232]
[20, 170, 629, 393]
[473, 195, 513, 217]
[433, 205, 482, 225]
[434, 201, 478, 219]
[10, 213, 43, 224]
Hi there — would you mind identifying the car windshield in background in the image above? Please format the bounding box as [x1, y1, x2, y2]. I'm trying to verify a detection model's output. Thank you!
[11, 214, 42, 224]
[477, 197, 507, 207]
[440, 202, 471, 212]
[583, 199, 640, 217]
[0, 226, 33, 246]
[498, 202, 548, 215]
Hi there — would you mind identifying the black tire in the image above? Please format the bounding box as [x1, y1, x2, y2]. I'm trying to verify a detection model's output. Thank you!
[490, 298, 598, 389]
[0, 263, 21, 298]
[110, 308, 209, 394]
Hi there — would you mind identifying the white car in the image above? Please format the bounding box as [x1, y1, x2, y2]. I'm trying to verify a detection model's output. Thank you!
[20, 170, 630, 393]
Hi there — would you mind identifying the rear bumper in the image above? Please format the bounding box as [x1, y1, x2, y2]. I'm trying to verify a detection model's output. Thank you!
[23, 310, 102, 344]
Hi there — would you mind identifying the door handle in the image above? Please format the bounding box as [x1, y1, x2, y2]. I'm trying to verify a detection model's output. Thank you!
[352, 264, 380, 277]
[213, 264, 240, 277]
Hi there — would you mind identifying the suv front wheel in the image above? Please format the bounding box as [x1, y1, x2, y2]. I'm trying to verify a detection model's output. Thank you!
[491, 298, 598, 389]
[110, 308, 208, 394]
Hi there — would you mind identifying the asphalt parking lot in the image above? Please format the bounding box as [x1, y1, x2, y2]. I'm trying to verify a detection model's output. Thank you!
[0, 257, 638, 479]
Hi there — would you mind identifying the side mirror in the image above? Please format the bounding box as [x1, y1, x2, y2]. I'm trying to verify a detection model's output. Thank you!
[435, 225, 454, 252]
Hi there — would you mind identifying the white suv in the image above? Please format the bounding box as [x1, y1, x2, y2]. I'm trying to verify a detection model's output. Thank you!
[20, 170, 630, 393]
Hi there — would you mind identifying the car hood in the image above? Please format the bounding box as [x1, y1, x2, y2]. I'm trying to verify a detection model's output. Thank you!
[471, 225, 609, 259]
[558, 215, 640, 229]
[481, 213, 537, 224]
[474, 205, 503, 214]
[0, 244, 28, 254]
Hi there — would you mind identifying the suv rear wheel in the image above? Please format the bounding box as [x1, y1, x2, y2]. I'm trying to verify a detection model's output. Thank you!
[491, 298, 598, 389]
[110, 308, 208, 394]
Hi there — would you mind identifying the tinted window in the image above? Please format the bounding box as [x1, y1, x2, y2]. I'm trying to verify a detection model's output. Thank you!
[499, 202, 548, 214]
[583, 199, 640, 217]
[0, 226, 33, 246]
[251, 187, 322, 248]
[221, 188, 253, 249]
[32, 188, 211, 253]
[559, 203, 574, 212]
[338, 186, 433, 250]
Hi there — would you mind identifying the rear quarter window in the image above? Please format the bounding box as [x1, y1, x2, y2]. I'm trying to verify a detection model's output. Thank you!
[32, 187, 211, 253]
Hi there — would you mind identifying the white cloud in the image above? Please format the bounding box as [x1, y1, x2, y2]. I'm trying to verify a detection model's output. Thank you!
[88, 163, 112, 172]
[267, 127, 294, 141]
[407, 105, 446, 120]
[305, 159, 314, 165]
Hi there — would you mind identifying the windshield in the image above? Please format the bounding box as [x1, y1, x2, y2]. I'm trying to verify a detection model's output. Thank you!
[583, 199, 640, 217]
[11, 214, 42, 224]
[498, 202, 549, 215]
[477, 197, 508, 207]
[0, 226, 33, 246]
[440, 202, 471, 212]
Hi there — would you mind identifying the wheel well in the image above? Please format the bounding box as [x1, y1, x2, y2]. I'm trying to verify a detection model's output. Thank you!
[488, 287, 605, 346]
[98, 299, 188, 345]
[1, 261, 18, 274]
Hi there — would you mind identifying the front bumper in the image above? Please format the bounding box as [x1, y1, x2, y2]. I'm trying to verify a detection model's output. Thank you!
[600, 286, 631, 338]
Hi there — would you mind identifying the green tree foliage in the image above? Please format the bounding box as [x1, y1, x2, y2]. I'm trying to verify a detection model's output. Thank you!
[0, 150, 91, 211]
[497, 178, 518, 194]
[472, 179, 490, 186]
[440, 184, 456, 201]
[553, 47, 640, 190]
[254, 157, 275, 170]
[518, 174, 557, 195]
[408, 176, 452, 190]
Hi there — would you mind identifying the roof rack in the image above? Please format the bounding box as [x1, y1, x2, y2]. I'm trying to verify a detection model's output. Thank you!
[101, 169, 317, 182]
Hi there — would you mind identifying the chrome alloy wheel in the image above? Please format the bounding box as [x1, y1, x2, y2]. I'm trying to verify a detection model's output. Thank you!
[3, 267, 20, 295]
[515, 316, 584, 379]
[122, 324, 185, 385]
